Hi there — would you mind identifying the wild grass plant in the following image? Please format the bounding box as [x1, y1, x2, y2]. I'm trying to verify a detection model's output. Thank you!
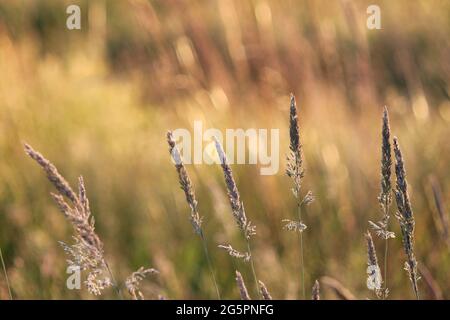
[24, 144, 157, 299]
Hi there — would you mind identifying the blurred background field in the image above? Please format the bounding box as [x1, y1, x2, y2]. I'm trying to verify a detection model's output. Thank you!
[0, 0, 449, 299]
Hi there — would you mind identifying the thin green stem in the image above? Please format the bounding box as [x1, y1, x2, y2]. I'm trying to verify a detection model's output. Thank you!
[200, 231, 221, 300]
[104, 260, 123, 300]
[0, 248, 13, 300]
[383, 202, 389, 299]
[384, 237, 388, 298]
[245, 239, 261, 299]
[297, 203, 305, 299]
[412, 280, 420, 300]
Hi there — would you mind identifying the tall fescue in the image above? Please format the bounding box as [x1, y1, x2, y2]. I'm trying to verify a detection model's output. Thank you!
[213, 137, 260, 298]
[0, 248, 12, 300]
[167, 131, 221, 299]
[284, 94, 313, 298]
[369, 107, 395, 298]
[24, 144, 156, 299]
[393, 137, 420, 299]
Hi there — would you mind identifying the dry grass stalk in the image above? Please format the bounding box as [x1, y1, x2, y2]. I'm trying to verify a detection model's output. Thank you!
[167, 131, 221, 299]
[378, 107, 393, 229]
[320, 276, 356, 300]
[214, 137, 260, 298]
[125, 267, 159, 300]
[369, 107, 395, 240]
[24, 144, 77, 203]
[286, 94, 313, 211]
[258, 280, 272, 300]
[235, 271, 251, 300]
[167, 131, 202, 234]
[213, 137, 255, 239]
[312, 280, 320, 300]
[369, 107, 395, 298]
[393, 137, 420, 299]
[284, 93, 313, 299]
[373, 111, 395, 235]
[365, 231, 384, 298]
[24, 143, 118, 296]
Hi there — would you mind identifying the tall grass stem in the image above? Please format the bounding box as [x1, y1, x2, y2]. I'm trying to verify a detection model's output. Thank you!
[0, 248, 12, 300]
[200, 231, 221, 299]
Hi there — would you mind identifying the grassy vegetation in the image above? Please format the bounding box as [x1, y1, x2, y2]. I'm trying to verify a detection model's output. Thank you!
[0, 0, 449, 299]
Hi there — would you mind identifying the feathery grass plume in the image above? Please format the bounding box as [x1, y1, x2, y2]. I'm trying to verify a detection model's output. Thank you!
[213, 137, 255, 239]
[167, 131, 202, 234]
[125, 267, 159, 300]
[369, 106, 395, 298]
[312, 280, 320, 300]
[214, 136, 260, 298]
[0, 248, 12, 300]
[284, 93, 313, 299]
[393, 137, 420, 299]
[24, 144, 77, 203]
[218, 244, 250, 262]
[429, 176, 449, 244]
[320, 276, 356, 300]
[286, 94, 307, 204]
[235, 271, 251, 300]
[24, 144, 120, 297]
[379, 107, 393, 221]
[258, 280, 272, 300]
[167, 131, 221, 299]
[370, 108, 396, 239]
[365, 231, 384, 298]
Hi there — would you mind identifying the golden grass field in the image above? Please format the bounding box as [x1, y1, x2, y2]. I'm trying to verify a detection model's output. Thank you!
[0, 0, 449, 299]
